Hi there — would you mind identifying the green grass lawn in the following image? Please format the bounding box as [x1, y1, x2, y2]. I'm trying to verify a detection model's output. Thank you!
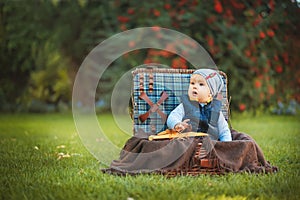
[0, 113, 299, 200]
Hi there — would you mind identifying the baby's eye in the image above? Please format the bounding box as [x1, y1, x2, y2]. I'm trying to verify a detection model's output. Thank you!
[199, 83, 204, 86]
[190, 82, 195, 85]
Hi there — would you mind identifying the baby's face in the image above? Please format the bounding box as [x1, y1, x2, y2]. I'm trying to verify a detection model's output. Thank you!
[188, 74, 212, 103]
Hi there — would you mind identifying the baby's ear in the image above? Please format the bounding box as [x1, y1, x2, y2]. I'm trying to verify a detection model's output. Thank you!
[206, 94, 213, 103]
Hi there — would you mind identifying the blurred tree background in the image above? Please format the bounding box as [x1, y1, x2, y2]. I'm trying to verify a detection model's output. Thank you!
[0, 0, 299, 113]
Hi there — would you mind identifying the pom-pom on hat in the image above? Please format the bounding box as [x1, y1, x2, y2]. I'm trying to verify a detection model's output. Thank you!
[193, 68, 223, 98]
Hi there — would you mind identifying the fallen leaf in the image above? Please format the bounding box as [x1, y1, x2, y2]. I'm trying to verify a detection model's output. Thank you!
[56, 145, 66, 149]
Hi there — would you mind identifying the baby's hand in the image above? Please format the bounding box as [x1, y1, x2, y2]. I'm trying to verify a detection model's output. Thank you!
[174, 119, 190, 133]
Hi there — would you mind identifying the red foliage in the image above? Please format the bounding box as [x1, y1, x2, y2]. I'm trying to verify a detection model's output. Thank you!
[143, 58, 153, 64]
[153, 9, 161, 17]
[245, 50, 251, 57]
[178, 0, 188, 7]
[159, 50, 173, 58]
[269, 0, 275, 10]
[114, 1, 297, 111]
[282, 53, 289, 64]
[259, 31, 266, 39]
[254, 80, 262, 89]
[148, 49, 173, 58]
[117, 16, 130, 23]
[206, 15, 217, 24]
[268, 85, 275, 95]
[275, 65, 283, 73]
[127, 8, 135, 15]
[253, 16, 262, 26]
[230, 0, 245, 10]
[239, 103, 246, 112]
[267, 29, 275, 37]
[171, 57, 187, 69]
[214, 0, 223, 13]
[206, 35, 214, 47]
[164, 4, 171, 10]
[119, 24, 127, 31]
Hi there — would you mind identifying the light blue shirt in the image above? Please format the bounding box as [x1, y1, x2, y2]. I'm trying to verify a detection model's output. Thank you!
[167, 103, 232, 141]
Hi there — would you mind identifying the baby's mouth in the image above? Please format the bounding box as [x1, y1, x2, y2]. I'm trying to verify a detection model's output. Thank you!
[192, 91, 198, 96]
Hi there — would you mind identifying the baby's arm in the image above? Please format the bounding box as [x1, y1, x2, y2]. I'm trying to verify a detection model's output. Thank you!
[218, 113, 232, 141]
[167, 103, 185, 130]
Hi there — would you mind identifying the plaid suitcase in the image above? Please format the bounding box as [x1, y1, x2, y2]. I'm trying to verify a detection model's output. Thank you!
[131, 66, 230, 135]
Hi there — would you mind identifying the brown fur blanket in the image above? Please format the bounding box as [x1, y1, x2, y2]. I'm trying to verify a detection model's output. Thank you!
[102, 129, 278, 175]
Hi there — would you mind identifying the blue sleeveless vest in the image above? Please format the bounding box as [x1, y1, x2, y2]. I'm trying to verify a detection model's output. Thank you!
[181, 95, 220, 140]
